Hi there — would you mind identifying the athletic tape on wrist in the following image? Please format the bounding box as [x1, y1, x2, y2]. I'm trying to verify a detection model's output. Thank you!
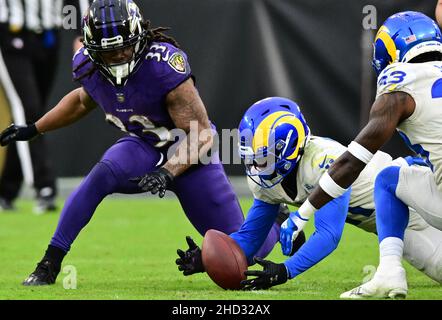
[319, 172, 348, 199]
[347, 141, 374, 164]
[297, 199, 317, 220]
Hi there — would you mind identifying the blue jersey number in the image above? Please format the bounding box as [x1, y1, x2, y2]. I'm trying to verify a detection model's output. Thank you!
[431, 78, 442, 99]
[378, 70, 407, 86]
[388, 71, 407, 84]
[431, 65, 442, 98]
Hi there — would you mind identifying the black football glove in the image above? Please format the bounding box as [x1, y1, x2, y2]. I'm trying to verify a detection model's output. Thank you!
[241, 257, 288, 290]
[0, 123, 39, 147]
[176, 236, 205, 276]
[131, 167, 174, 198]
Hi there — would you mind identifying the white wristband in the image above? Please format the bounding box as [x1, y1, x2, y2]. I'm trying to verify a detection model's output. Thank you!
[297, 199, 317, 220]
[319, 171, 348, 199]
[347, 141, 374, 164]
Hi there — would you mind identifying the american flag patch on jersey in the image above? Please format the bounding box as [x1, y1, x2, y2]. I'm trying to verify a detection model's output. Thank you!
[405, 35, 417, 44]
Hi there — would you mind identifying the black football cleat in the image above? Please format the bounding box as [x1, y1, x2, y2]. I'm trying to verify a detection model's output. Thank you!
[22, 259, 61, 286]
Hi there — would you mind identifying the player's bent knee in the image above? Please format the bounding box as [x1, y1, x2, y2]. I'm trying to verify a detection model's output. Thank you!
[375, 165, 401, 194]
[404, 227, 442, 283]
[83, 161, 119, 195]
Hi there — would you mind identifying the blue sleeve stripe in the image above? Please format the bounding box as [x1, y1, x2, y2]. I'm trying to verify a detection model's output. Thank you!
[229, 199, 280, 264]
[284, 189, 351, 279]
[398, 131, 434, 171]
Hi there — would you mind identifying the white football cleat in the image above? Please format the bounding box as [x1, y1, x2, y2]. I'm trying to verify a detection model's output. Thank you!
[340, 266, 408, 299]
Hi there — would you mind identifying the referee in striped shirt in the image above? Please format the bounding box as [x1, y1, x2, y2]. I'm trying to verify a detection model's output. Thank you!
[0, 0, 89, 213]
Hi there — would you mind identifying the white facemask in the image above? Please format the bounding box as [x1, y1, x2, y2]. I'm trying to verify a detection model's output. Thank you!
[102, 41, 142, 85]
[109, 61, 135, 85]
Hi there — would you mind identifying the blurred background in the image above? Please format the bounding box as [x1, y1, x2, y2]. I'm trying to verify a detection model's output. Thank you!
[47, 0, 435, 179]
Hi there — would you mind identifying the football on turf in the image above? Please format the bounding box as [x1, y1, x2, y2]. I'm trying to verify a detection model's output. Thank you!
[201, 229, 248, 290]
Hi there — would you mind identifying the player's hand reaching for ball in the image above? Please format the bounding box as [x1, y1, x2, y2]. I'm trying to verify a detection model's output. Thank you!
[176, 236, 205, 276]
[131, 167, 174, 198]
[241, 257, 288, 290]
[0, 123, 40, 146]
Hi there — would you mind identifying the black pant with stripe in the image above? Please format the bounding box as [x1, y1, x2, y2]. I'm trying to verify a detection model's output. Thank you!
[0, 26, 58, 201]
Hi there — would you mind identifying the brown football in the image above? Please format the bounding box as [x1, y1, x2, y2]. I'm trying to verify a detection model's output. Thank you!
[201, 229, 248, 290]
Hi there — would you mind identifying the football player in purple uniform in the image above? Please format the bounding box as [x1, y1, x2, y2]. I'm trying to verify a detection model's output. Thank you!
[0, 0, 281, 286]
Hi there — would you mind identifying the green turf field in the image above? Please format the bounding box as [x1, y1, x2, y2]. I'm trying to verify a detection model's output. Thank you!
[0, 198, 439, 300]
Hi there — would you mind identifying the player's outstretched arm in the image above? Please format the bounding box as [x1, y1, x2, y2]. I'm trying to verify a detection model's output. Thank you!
[0, 88, 96, 146]
[294, 92, 415, 231]
[241, 190, 351, 290]
[230, 199, 280, 264]
[35, 87, 97, 134]
[283, 190, 351, 278]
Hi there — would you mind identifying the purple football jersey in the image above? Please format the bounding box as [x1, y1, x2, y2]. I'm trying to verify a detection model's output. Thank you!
[72, 42, 192, 148]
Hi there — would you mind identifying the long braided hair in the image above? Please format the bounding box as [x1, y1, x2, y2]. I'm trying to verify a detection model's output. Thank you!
[73, 21, 180, 82]
[143, 20, 180, 48]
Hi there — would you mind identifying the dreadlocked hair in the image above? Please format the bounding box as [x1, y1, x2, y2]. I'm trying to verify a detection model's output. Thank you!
[143, 20, 181, 48]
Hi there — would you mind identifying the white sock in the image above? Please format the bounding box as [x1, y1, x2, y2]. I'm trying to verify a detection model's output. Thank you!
[378, 237, 404, 270]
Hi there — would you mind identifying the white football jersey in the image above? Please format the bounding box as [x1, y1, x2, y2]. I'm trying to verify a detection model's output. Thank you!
[376, 61, 442, 190]
[248, 136, 396, 229]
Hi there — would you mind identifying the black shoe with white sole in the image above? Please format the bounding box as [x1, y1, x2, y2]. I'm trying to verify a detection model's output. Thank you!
[22, 259, 61, 286]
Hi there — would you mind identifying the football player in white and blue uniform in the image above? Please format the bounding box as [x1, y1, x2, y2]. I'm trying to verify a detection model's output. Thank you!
[260, 12, 442, 299]
[338, 11, 442, 299]
[176, 97, 442, 289]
